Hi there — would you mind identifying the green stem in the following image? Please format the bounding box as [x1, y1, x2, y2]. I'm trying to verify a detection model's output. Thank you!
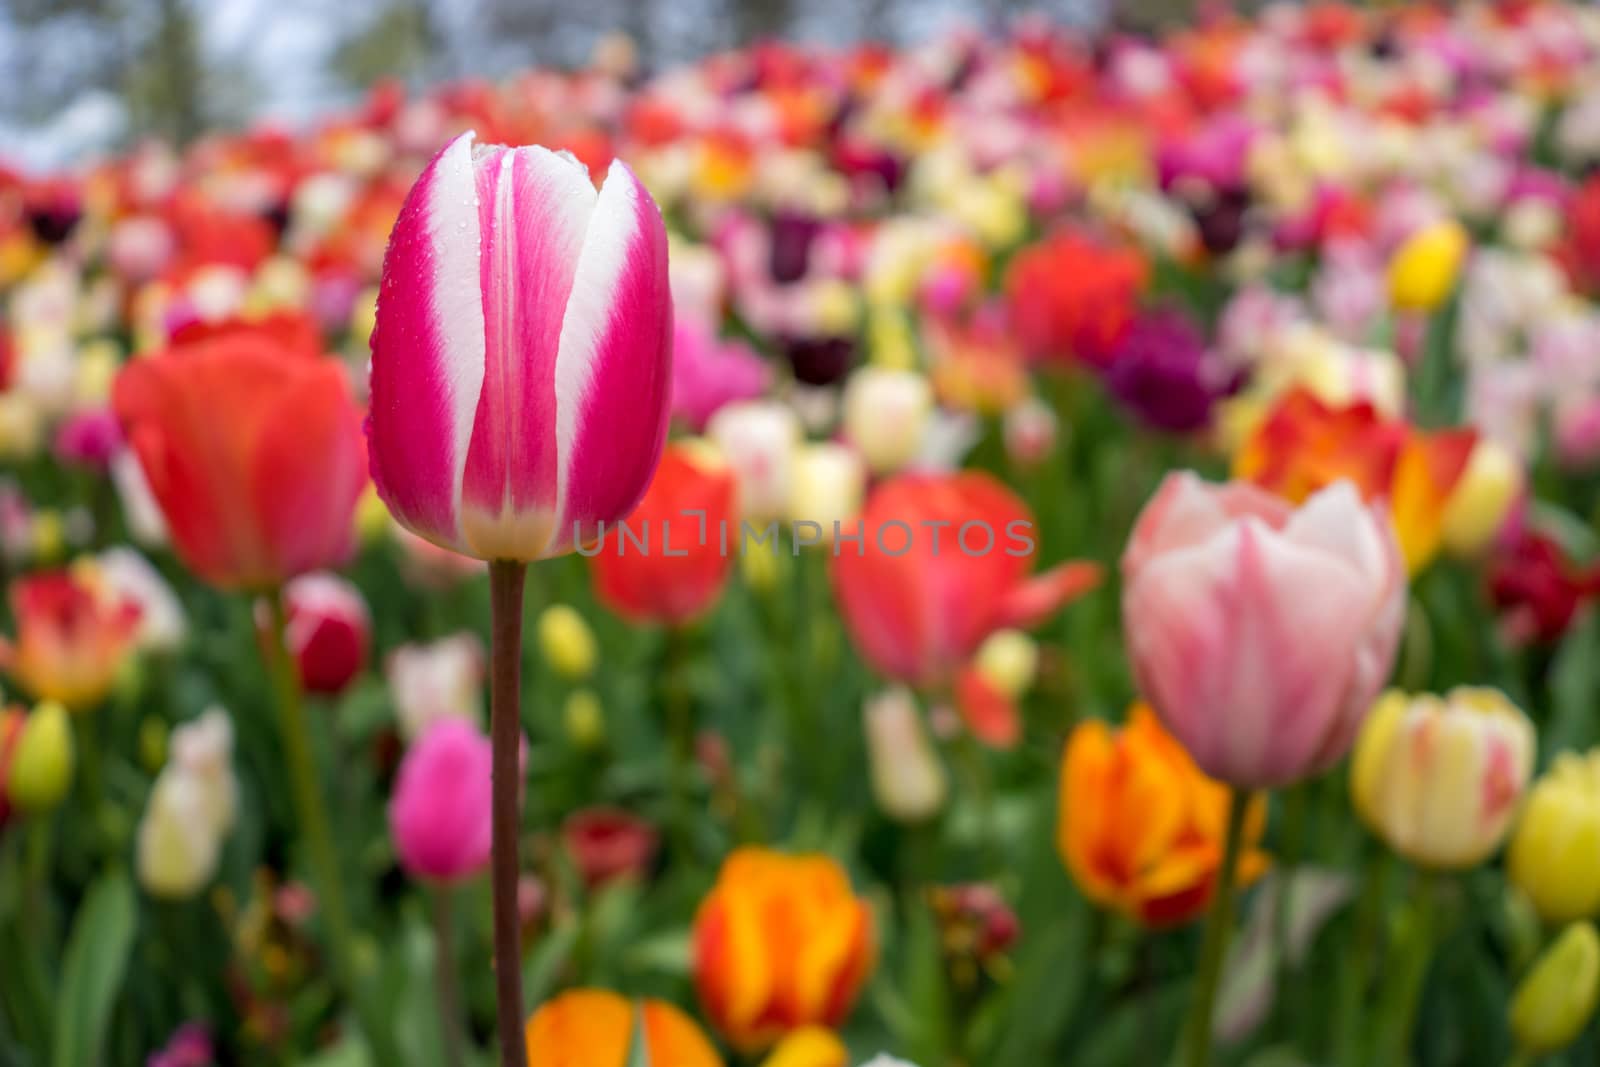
[263, 591, 396, 1062]
[1372, 871, 1443, 1066]
[1270, 787, 1306, 1037]
[433, 886, 466, 1067]
[1181, 786, 1250, 1067]
[1334, 849, 1391, 1067]
[488, 560, 530, 1067]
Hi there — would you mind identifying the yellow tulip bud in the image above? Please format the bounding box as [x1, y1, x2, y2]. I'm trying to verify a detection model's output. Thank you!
[1388, 219, 1470, 313]
[739, 538, 784, 594]
[759, 1026, 850, 1067]
[974, 629, 1038, 700]
[787, 443, 865, 547]
[1509, 750, 1600, 924]
[6, 702, 74, 813]
[1351, 688, 1535, 870]
[30, 510, 65, 562]
[537, 605, 598, 682]
[864, 687, 946, 824]
[1440, 438, 1522, 558]
[1510, 922, 1600, 1055]
[355, 484, 394, 544]
[867, 309, 918, 371]
[139, 716, 168, 775]
[564, 689, 605, 750]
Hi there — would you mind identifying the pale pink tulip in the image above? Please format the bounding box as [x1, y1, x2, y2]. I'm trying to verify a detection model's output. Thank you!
[368, 132, 672, 562]
[1121, 473, 1405, 788]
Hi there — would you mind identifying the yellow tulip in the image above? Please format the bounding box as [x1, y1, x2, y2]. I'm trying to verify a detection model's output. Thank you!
[5, 701, 73, 813]
[1510, 922, 1600, 1055]
[1509, 750, 1600, 924]
[1388, 219, 1470, 313]
[537, 605, 598, 682]
[1440, 438, 1523, 558]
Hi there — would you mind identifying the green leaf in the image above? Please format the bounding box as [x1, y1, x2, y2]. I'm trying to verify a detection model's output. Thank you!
[51, 871, 137, 1067]
[624, 1003, 652, 1067]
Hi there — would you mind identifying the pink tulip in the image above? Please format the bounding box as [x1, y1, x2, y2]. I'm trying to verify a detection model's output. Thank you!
[368, 132, 673, 563]
[387, 718, 493, 883]
[1121, 473, 1405, 788]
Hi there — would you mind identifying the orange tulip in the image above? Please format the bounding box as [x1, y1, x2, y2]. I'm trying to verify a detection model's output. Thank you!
[693, 848, 875, 1052]
[112, 327, 367, 590]
[760, 1027, 850, 1067]
[0, 567, 140, 711]
[1233, 387, 1475, 572]
[1058, 705, 1269, 927]
[523, 989, 723, 1067]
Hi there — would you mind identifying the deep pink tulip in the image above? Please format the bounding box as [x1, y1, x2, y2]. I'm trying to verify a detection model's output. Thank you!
[368, 132, 673, 562]
[387, 718, 493, 883]
[1121, 473, 1405, 789]
[283, 572, 372, 696]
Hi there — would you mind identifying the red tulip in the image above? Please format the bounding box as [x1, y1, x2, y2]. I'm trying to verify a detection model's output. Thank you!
[589, 443, 737, 626]
[561, 806, 659, 889]
[830, 472, 1100, 746]
[283, 572, 372, 696]
[112, 329, 367, 590]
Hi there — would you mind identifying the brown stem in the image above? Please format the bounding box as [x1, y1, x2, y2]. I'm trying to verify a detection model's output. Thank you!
[488, 560, 529, 1067]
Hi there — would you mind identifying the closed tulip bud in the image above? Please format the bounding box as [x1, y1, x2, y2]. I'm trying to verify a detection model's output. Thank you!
[1002, 397, 1057, 468]
[564, 688, 606, 749]
[842, 367, 932, 475]
[1510, 922, 1600, 1056]
[694, 848, 875, 1051]
[760, 1028, 849, 1067]
[1509, 749, 1600, 924]
[707, 400, 802, 522]
[6, 701, 73, 813]
[1388, 219, 1470, 313]
[388, 718, 492, 883]
[740, 538, 784, 593]
[1440, 438, 1522, 558]
[974, 629, 1037, 699]
[136, 709, 238, 899]
[788, 443, 865, 547]
[283, 572, 371, 696]
[1351, 688, 1535, 870]
[1122, 474, 1405, 788]
[368, 133, 672, 563]
[138, 716, 167, 774]
[538, 604, 598, 680]
[864, 688, 947, 823]
[524, 989, 724, 1067]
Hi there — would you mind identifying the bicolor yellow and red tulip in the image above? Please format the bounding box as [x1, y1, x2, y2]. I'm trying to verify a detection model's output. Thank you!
[1351, 688, 1535, 870]
[112, 328, 368, 590]
[523, 989, 723, 1067]
[590, 441, 737, 625]
[831, 471, 1099, 747]
[1058, 704, 1269, 927]
[1233, 387, 1477, 572]
[0, 567, 140, 710]
[692, 848, 874, 1052]
[1122, 472, 1405, 788]
[367, 132, 673, 563]
[1509, 749, 1600, 924]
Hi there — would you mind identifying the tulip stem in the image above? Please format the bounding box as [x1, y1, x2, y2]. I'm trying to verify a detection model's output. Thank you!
[488, 559, 530, 1067]
[1181, 785, 1250, 1067]
[263, 591, 397, 1063]
[1372, 871, 1443, 1065]
[433, 886, 466, 1067]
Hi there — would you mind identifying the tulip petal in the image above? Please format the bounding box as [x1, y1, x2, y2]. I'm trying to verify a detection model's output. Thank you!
[459, 145, 598, 558]
[368, 130, 487, 552]
[551, 160, 673, 551]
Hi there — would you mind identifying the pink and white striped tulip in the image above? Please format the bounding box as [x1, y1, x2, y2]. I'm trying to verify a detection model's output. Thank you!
[1121, 473, 1406, 789]
[368, 132, 673, 561]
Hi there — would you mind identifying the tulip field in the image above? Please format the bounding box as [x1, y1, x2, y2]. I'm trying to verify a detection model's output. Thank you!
[11, 3, 1600, 1065]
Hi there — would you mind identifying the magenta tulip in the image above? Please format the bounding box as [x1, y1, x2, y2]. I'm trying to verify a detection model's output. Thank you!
[368, 131, 673, 562]
[1121, 473, 1405, 789]
[388, 718, 493, 883]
